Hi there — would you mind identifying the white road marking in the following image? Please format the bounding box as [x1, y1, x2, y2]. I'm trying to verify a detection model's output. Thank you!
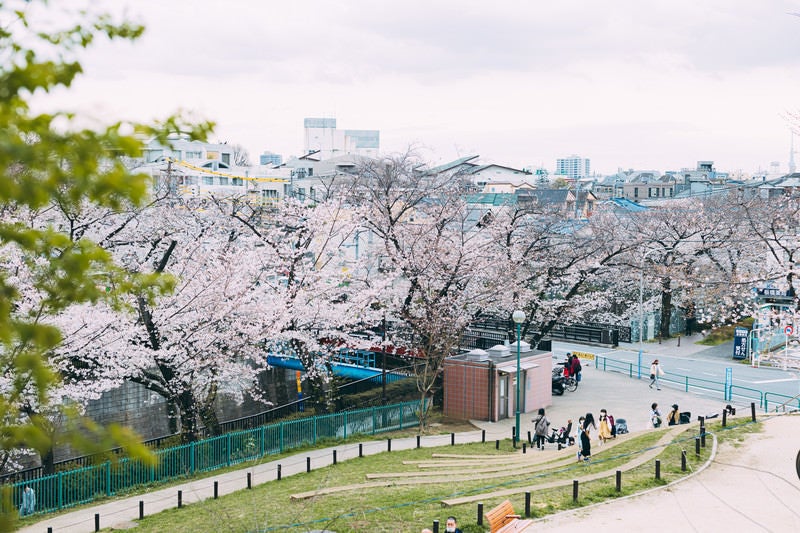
[752, 378, 799, 384]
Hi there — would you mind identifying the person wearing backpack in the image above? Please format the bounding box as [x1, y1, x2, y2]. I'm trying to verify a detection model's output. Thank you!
[650, 402, 663, 428]
[532, 408, 550, 450]
[570, 356, 582, 382]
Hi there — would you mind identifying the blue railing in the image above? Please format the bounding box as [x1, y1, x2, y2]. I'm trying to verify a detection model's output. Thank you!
[8, 400, 425, 517]
[594, 355, 798, 413]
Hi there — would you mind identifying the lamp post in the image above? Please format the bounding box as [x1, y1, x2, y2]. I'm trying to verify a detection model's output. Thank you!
[638, 248, 671, 379]
[512, 309, 526, 442]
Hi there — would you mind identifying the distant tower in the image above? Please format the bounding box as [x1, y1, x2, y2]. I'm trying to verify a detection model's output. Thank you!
[790, 131, 797, 174]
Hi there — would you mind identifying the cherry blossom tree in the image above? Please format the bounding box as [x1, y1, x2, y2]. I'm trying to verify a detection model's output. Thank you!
[355, 154, 497, 429]
[0, 1, 211, 523]
[210, 184, 384, 412]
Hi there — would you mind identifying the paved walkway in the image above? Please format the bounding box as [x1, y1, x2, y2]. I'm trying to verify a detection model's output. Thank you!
[18, 336, 800, 532]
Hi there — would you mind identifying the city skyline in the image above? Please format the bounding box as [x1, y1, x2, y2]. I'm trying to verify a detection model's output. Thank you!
[32, 0, 800, 175]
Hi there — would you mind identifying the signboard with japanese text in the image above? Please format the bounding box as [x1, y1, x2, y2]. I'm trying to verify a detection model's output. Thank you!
[732, 327, 748, 360]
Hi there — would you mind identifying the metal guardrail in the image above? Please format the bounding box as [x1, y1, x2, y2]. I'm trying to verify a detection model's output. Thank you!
[4, 400, 425, 517]
[594, 355, 799, 413]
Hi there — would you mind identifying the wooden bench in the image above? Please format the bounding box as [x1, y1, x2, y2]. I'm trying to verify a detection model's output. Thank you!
[484, 499, 535, 532]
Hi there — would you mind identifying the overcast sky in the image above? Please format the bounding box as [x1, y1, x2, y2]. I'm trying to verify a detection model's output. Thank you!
[38, 1, 800, 175]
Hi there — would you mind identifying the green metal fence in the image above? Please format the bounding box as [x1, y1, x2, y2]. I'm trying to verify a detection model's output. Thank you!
[594, 355, 800, 413]
[8, 400, 424, 517]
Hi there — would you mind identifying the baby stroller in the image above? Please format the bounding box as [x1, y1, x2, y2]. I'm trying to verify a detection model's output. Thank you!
[544, 420, 574, 449]
[614, 418, 629, 435]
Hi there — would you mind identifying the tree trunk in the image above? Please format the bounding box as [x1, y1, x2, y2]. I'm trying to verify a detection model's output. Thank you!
[660, 277, 672, 339]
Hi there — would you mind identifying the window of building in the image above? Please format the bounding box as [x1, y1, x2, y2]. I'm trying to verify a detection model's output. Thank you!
[203, 176, 213, 185]
[232, 178, 243, 186]
[221, 153, 231, 165]
[218, 177, 228, 185]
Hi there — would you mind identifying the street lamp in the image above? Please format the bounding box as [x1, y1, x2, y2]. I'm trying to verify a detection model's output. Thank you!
[512, 309, 526, 443]
[638, 247, 671, 379]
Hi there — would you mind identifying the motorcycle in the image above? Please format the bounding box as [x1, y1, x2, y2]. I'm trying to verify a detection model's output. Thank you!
[552, 368, 566, 396]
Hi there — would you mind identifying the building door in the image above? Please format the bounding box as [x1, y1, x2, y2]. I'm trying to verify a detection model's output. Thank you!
[498, 375, 509, 419]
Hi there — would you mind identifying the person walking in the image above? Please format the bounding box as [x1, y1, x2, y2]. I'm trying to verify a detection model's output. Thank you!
[649, 359, 664, 390]
[577, 413, 595, 462]
[19, 485, 35, 517]
[532, 408, 550, 450]
[650, 402, 663, 428]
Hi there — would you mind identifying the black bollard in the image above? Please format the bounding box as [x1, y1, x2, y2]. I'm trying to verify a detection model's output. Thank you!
[655, 459, 661, 480]
[477, 503, 484, 525]
[527, 430, 532, 445]
[701, 429, 706, 448]
[482, 429, 486, 443]
[572, 480, 579, 502]
[695, 437, 700, 456]
[525, 491, 531, 517]
[307, 457, 311, 472]
[751, 402, 756, 422]
[178, 490, 182, 508]
[359, 443, 363, 457]
[616, 470, 622, 492]
[722, 409, 727, 427]
[417, 435, 421, 448]
[523, 443, 527, 454]
[139, 500, 144, 520]
[388, 438, 392, 452]
[247, 472, 252, 489]
[214, 480, 219, 497]
[496, 439, 500, 450]
[333, 449, 337, 465]
[681, 450, 687, 471]
[277, 465, 281, 481]
[433, 519, 439, 533]
[95, 514, 100, 532]
[451, 432, 455, 446]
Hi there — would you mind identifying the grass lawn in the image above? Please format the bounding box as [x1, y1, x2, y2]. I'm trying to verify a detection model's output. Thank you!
[118, 418, 759, 533]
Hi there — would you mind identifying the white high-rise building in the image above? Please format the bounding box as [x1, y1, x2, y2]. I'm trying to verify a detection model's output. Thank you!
[556, 155, 591, 179]
[303, 117, 379, 160]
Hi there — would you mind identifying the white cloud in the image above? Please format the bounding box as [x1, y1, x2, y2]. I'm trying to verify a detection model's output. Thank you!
[27, 0, 800, 174]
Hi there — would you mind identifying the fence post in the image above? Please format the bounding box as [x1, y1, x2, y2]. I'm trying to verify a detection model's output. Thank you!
[226, 434, 232, 467]
[344, 411, 348, 439]
[190, 441, 196, 475]
[261, 426, 266, 457]
[314, 414, 318, 445]
[58, 471, 63, 510]
[373, 406, 377, 435]
[106, 461, 112, 497]
[280, 421, 285, 453]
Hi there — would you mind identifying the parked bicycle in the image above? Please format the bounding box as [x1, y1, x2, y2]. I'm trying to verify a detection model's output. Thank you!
[552, 366, 578, 392]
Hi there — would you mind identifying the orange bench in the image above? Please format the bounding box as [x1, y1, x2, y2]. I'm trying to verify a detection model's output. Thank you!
[484, 499, 535, 532]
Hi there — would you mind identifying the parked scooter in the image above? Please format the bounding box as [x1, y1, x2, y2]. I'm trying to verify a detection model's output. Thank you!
[552, 370, 566, 396]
